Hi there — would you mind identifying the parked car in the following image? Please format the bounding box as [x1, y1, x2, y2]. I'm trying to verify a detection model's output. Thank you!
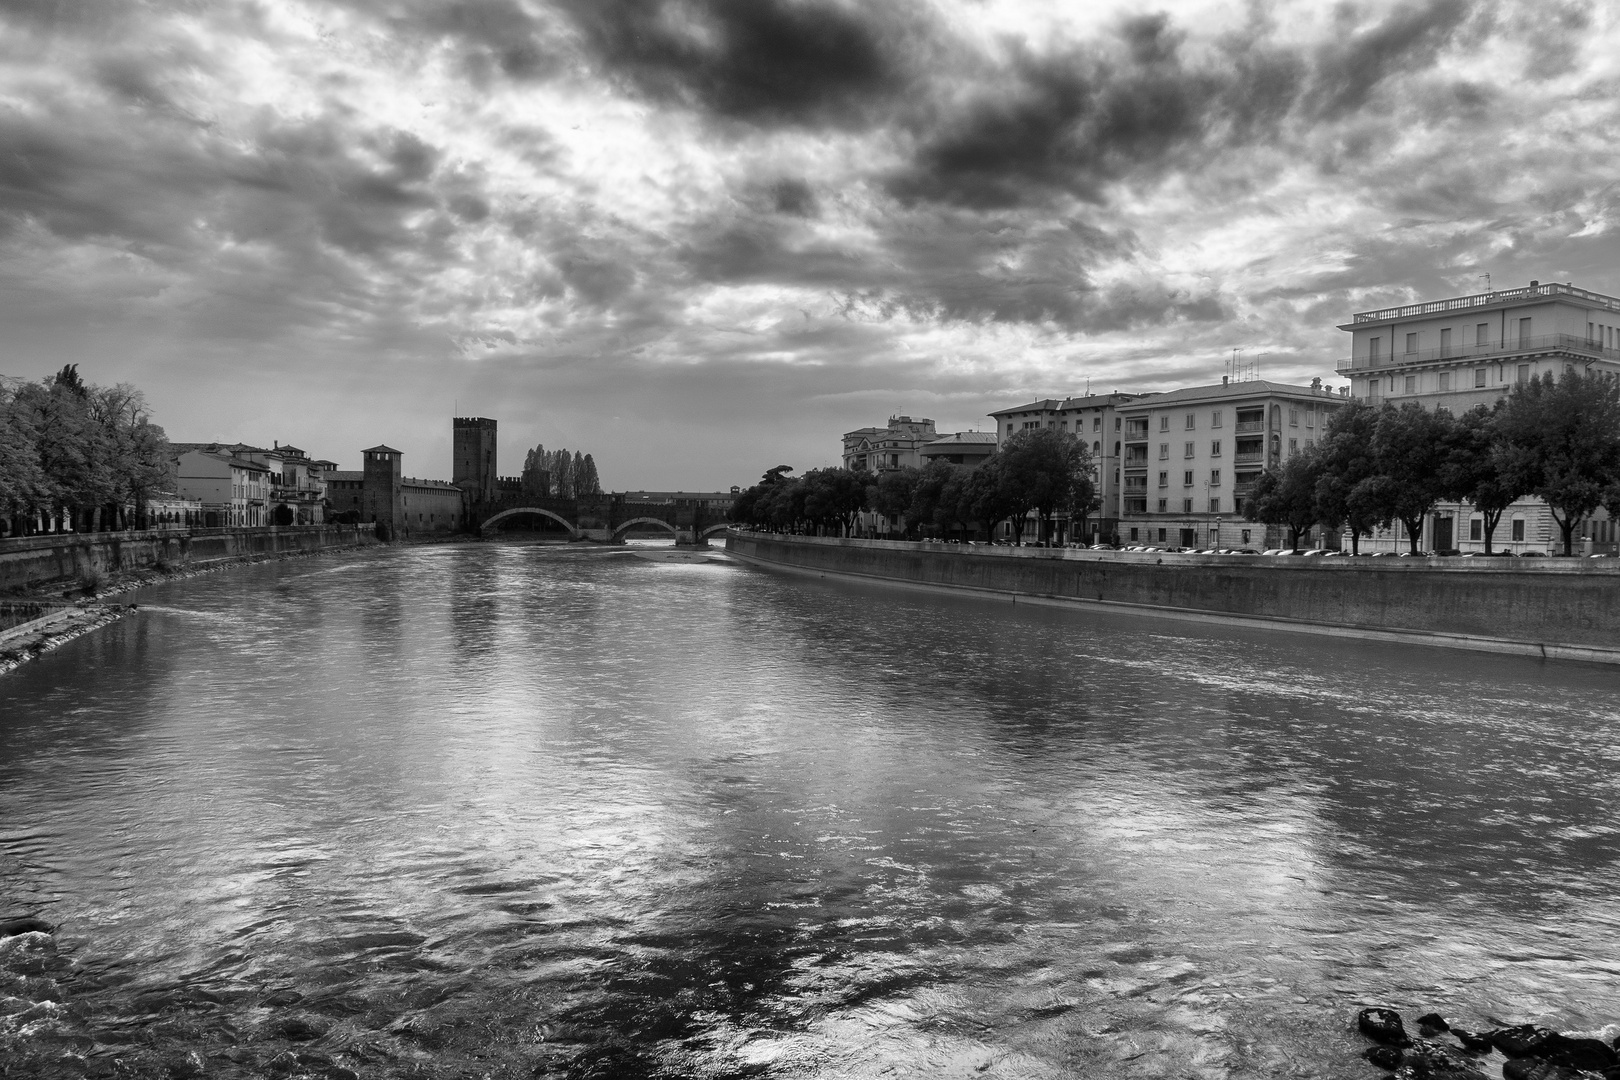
[1519, 550, 1547, 557]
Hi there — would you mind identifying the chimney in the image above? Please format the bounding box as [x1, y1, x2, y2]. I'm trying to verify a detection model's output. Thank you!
[1530, 279, 1539, 287]
[1311, 377, 1321, 391]
[1222, 375, 1229, 385]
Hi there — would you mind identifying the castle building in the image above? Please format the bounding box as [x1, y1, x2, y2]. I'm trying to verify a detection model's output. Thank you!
[324, 444, 463, 537]
[453, 417, 498, 505]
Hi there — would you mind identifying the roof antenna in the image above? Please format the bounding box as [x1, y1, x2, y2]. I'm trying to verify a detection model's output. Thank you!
[1480, 272, 1491, 294]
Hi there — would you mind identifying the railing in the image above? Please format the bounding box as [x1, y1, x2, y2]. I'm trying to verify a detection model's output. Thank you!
[1234, 420, 1264, 433]
[1124, 425, 1149, 438]
[1336, 333, 1614, 374]
[1123, 456, 1148, 467]
[1233, 452, 1265, 464]
[1352, 281, 1620, 323]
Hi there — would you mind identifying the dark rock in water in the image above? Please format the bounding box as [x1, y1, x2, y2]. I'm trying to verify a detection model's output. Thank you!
[1502, 1059, 1590, 1080]
[1365, 1045, 1404, 1070]
[1451, 1028, 1494, 1053]
[1417, 1013, 1451, 1036]
[1491, 1025, 1559, 1058]
[1361, 1007, 1414, 1047]
[262, 989, 304, 1008]
[1395, 1040, 1487, 1080]
[0, 917, 54, 938]
[1539, 1034, 1619, 1072]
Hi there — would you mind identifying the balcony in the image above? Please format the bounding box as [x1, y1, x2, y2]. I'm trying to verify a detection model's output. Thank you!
[1234, 420, 1264, 433]
[1336, 333, 1614, 374]
[1123, 455, 1148, 468]
[1233, 452, 1265, 465]
[1351, 281, 1620, 323]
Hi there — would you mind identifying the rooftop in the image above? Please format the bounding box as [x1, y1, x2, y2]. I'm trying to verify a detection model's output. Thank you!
[1115, 380, 1343, 409]
[923, 431, 998, 446]
[989, 392, 1147, 417]
[1346, 281, 1620, 326]
[362, 444, 403, 455]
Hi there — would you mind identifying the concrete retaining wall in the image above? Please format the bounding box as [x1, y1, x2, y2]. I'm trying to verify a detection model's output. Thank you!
[0, 526, 371, 594]
[726, 533, 1620, 664]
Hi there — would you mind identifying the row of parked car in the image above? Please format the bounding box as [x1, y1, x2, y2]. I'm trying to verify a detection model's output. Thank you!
[1081, 544, 1613, 558]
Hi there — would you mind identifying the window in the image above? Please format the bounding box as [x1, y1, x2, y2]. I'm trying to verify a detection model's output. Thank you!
[1438, 372, 1451, 391]
[1115, 417, 1121, 430]
[1115, 441, 1120, 456]
[1477, 322, 1490, 347]
[1475, 368, 1486, 388]
[1367, 379, 1379, 399]
[1211, 410, 1222, 427]
[1184, 441, 1195, 458]
[1211, 440, 1222, 457]
[1158, 471, 1168, 487]
[1289, 409, 1299, 426]
[1519, 317, 1532, 345]
[1306, 408, 1315, 428]
[1208, 498, 1220, 513]
[1006, 423, 1013, 434]
[1130, 528, 1139, 541]
[1470, 517, 1482, 541]
[1512, 518, 1525, 542]
[1405, 332, 1418, 354]
[1158, 528, 1167, 542]
[1160, 415, 1170, 431]
[1404, 375, 1417, 393]
[1093, 417, 1101, 431]
[1369, 336, 1382, 359]
[1185, 413, 1196, 429]
[1159, 443, 1169, 460]
[1157, 498, 1168, 512]
[1288, 438, 1298, 453]
[1183, 470, 1194, 486]
[1440, 327, 1451, 354]
[1517, 364, 1530, 384]
[1242, 528, 1251, 543]
[1210, 469, 1221, 486]
[1093, 441, 1100, 453]
[1182, 498, 1194, 513]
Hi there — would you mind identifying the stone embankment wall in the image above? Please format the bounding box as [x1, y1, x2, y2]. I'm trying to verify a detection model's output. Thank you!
[0, 525, 372, 594]
[726, 533, 1620, 665]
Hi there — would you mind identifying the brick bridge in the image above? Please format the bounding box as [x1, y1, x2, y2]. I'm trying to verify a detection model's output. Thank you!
[477, 495, 731, 544]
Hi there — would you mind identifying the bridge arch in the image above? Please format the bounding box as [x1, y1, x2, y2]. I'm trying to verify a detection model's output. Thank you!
[612, 517, 679, 538]
[481, 507, 580, 537]
[698, 523, 732, 540]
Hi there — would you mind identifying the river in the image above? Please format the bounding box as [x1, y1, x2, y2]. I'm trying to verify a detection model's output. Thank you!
[2, 541, 1618, 1078]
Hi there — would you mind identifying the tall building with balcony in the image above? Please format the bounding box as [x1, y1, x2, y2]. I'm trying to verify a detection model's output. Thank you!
[987, 393, 1145, 542]
[1337, 280, 1620, 552]
[1116, 378, 1348, 549]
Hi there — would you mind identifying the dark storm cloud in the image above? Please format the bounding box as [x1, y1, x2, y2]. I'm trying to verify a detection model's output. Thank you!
[551, 0, 929, 127]
[885, 1, 1479, 211]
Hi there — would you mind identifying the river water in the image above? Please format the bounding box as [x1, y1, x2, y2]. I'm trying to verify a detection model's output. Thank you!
[2, 542, 1619, 1079]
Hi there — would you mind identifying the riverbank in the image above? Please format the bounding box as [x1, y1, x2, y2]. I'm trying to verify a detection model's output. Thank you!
[726, 532, 1620, 665]
[0, 524, 376, 596]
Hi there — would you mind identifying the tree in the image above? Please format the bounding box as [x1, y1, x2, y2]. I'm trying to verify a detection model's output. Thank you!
[800, 468, 867, 535]
[1312, 401, 1379, 554]
[870, 467, 921, 538]
[577, 454, 602, 497]
[1245, 448, 1324, 550]
[1370, 402, 1454, 553]
[1442, 403, 1523, 554]
[961, 457, 1016, 542]
[1494, 369, 1620, 555]
[731, 466, 794, 529]
[520, 444, 551, 497]
[995, 429, 1093, 545]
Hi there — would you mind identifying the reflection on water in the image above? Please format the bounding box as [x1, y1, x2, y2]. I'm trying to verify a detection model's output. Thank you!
[2, 542, 1618, 1078]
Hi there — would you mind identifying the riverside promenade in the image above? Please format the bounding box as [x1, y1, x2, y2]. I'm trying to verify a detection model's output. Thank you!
[726, 532, 1620, 665]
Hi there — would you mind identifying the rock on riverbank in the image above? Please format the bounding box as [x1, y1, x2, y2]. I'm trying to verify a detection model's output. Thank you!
[1357, 1007, 1620, 1079]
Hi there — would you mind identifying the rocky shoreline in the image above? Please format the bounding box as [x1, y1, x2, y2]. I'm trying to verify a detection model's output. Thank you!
[1357, 1006, 1620, 1079]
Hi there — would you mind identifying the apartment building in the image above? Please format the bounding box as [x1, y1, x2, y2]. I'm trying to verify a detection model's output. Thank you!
[1337, 280, 1620, 552]
[171, 445, 273, 527]
[842, 416, 939, 472]
[1116, 378, 1348, 549]
[987, 393, 1146, 542]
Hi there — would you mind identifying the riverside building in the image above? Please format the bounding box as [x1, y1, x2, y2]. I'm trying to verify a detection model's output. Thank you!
[987, 393, 1145, 544]
[1115, 378, 1348, 550]
[1336, 280, 1620, 553]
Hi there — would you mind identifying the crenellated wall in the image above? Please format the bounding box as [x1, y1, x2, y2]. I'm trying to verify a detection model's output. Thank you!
[726, 532, 1620, 665]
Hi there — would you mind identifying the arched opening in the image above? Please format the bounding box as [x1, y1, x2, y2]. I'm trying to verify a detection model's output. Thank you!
[613, 517, 679, 545]
[481, 507, 579, 540]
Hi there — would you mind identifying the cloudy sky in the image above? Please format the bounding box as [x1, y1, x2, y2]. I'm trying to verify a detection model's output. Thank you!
[3, 0, 1618, 488]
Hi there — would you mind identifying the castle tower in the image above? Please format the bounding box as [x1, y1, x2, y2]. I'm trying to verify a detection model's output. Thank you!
[361, 445, 404, 536]
[452, 417, 497, 505]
